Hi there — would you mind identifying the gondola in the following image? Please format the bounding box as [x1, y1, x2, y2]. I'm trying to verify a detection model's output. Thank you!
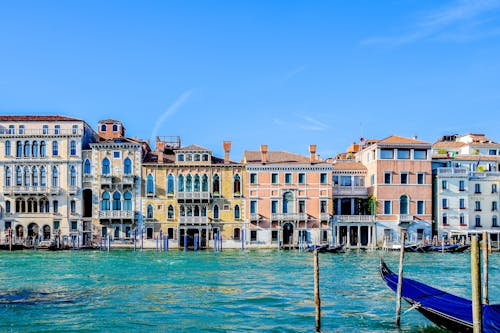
[427, 243, 470, 253]
[379, 258, 500, 333]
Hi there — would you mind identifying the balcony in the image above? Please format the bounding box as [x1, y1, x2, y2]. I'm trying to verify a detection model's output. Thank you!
[178, 216, 209, 224]
[50, 187, 61, 195]
[3, 186, 50, 195]
[249, 213, 261, 221]
[399, 214, 414, 223]
[98, 210, 135, 219]
[121, 175, 135, 185]
[332, 186, 368, 196]
[68, 186, 78, 195]
[470, 171, 500, 178]
[83, 174, 94, 181]
[333, 215, 375, 223]
[100, 175, 112, 185]
[176, 192, 211, 201]
[320, 213, 331, 221]
[271, 213, 308, 221]
[0, 128, 83, 136]
[437, 167, 468, 176]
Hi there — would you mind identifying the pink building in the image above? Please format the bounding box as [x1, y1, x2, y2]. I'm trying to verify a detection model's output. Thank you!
[243, 145, 333, 247]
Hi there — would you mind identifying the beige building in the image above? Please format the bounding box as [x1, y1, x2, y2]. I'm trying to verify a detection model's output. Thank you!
[82, 119, 146, 245]
[142, 138, 245, 249]
[0, 115, 97, 245]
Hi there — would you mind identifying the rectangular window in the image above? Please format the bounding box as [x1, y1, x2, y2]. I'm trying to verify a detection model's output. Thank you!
[250, 173, 257, 184]
[271, 200, 278, 214]
[271, 173, 278, 184]
[54, 221, 60, 230]
[380, 149, 394, 159]
[250, 200, 257, 214]
[492, 184, 498, 193]
[400, 173, 408, 184]
[384, 201, 391, 214]
[370, 174, 374, 185]
[298, 173, 305, 184]
[42, 125, 48, 134]
[52, 141, 58, 156]
[8, 125, 15, 134]
[413, 149, 427, 160]
[71, 221, 77, 231]
[460, 215, 465, 225]
[250, 230, 257, 242]
[475, 201, 481, 211]
[72, 125, 78, 134]
[285, 173, 292, 184]
[102, 226, 107, 237]
[442, 198, 448, 209]
[460, 198, 466, 209]
[332, 175, 339, 185]
[417, 173, 424, 185]
[19, 125, 24, 134]
[113, 151, 120, 159]
[53, 200, 59, 213]
[320, 200, 327, 213]
[475, 183, 481, 194]
[70, 200, 76, 213]
[397, 149, 410, 159]
[441, 180, 447, 190]
[54, 125, 60, 134]
[298, 200, 305, 213]
[459, 180, 465, 191]
[417, 201, 424, 214]
[271, 230, 278, 242]
[320, 173, 327, 184]
[489, 149, 497, 155]
[493, 201, 498, 212]
[340, 176, 351, 186]
[384, 172, 391, 184]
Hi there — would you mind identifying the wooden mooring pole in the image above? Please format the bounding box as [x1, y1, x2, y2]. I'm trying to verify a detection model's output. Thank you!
[395, 230, 406, 327]
[471, 236, 482, 333]
[313, 249, 321, 332]
[482, 231, 489, 305]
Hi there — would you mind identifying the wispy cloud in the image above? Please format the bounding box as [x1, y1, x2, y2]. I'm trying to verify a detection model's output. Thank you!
[273, 114, 328, 132]
[361, 0, 500, 45]
[284, 65, 307, 81]
[151, 90, 192, 140]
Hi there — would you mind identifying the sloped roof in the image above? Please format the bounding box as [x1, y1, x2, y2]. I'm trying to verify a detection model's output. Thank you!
[98, 119, 123, 124]
[332, 161, 367, 171]
[378, 135, 430, 145]
[0, 115, 82, 122]
[179, 144, 211, 151]
[244, 150, 311, 164]
[432, 155, 500, 161]
[433, 141, 465, 148]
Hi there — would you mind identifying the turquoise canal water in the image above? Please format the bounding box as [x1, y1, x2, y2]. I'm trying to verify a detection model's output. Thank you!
[0, 250, 498, 333]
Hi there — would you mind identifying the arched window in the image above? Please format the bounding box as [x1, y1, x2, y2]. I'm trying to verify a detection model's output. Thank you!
[180, 205, 185, 216]
[40, 166, 46, 186]
[70, 140, 76, 156]
[123, 191, 132, 211]
[16, 166, 22, 186]
[194, 154, 200, 161]
[178, 154, 184, 162]
[202, 154, 209, 161]
[16, 198, 24, 213]
[147, 204, 154, 219]
[459, 213, 465, 225]
[147, 174, 154, 194]
[40, 141, 46, 157]
[32, 141, 38, 157]
[70, 166, 76, 186]
[233, 174, 241, 194]
[178, 174, 184, 192]
[167, 205, 174, 219]
[475, 215, 481, 227]
[24, 167, 30, 186]
[101, 192, 110, 210]
[101, 124, 106, 131]
[113, 191, 121, 210]
[102, 158, 110, 174]
[213, 174, 220, 194]
[202, 174, 208, 192]
[84, 159, 91, 174]
[52, 141, 58, 156]
[32, 166, 38, 186]
[187, 206, 192, 216]
[5, 201, 10, 213]
[493, 215, 498, 227]
[283, 192, 294, 213]
[27, 198, 36, 213]
[5, 140, 11, 156]
[167, 174, 174, 194]
[16, 141, 22, 157]
[399, 195, 409, 214]
[194, 174, 200, 192]
[213, 205, 219, 219]
[24, 141, 30, 157]
[201, 206, 207, 217]
[194, 205, 200, 216]
[112, 124, 119, 132]
[54, 125, 60, 134]
[123, 157, 132, 174]
[5, 167, 11, 186]
[186, 174, 192, 192]
[234, 205, 240, 219]
[39, 198, 49, 213]
[52, 166, 59, 187]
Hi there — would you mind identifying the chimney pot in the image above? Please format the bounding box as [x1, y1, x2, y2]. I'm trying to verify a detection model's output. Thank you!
[223, 141, 232, 163]
[260, 144, 268, 164]
[309, 144, 317, 162]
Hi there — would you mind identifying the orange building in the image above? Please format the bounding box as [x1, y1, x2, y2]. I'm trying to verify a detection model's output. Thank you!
[243, 145, 333, 247]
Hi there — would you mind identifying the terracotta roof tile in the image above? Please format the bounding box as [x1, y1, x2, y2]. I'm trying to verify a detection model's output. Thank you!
[332, 161, 367, 171]
[0, 115, 82, 122]
[432, 155, 500, 161]
[180, 144, 211, 151]
[432, 141, 465, 148]
[378, 135, 430, 145]
[244, 150, 311, 164]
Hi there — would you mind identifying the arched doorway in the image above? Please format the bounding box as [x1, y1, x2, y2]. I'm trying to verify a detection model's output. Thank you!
[15, 225, 24, 238]
[28, 223, 39, 238]
[283, 223, 294, 245]
[43, 225, 51, 240]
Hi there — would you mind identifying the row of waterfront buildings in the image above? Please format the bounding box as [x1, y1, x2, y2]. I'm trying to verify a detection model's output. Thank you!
[0, 115, 499, 249]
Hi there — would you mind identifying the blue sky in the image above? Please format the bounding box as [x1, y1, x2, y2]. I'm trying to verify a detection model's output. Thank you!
[1, 1, 500, 160]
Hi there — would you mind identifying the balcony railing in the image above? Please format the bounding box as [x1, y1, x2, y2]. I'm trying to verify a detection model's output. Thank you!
[98, 210, 135, 219]
[178, 216, 209, 224]
[271, 213, 308, 221]
[332, 186, 368, 196]
[68, 186, 78, 195]
[3, 186, 50, 195]
[470, 171, 500, 178]
[121, 175, 135, 185]
[176, 192, 211, 201]
[333, 215, 375, 223]
[399, 214, 414, 223]
[249, 213, 261, 221]
[320, 213, 331, 221]
[437, 167, 467, 176]
[100, 175, 112, 185]
[0, 128, 83, 136]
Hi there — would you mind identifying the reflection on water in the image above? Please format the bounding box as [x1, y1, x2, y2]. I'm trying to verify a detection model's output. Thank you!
[0, 250, 497, 332]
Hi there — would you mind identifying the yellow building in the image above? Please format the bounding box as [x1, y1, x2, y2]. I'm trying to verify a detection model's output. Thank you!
[0, 115, 97, 246]
[142, 138, 245, 248]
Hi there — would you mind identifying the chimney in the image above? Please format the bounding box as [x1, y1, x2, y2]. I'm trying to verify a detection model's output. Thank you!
[260, 144, 268, 164]
[156, 139, 165, 152]
[309, 144, 317, 162]
[223, 141, 232, 163]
